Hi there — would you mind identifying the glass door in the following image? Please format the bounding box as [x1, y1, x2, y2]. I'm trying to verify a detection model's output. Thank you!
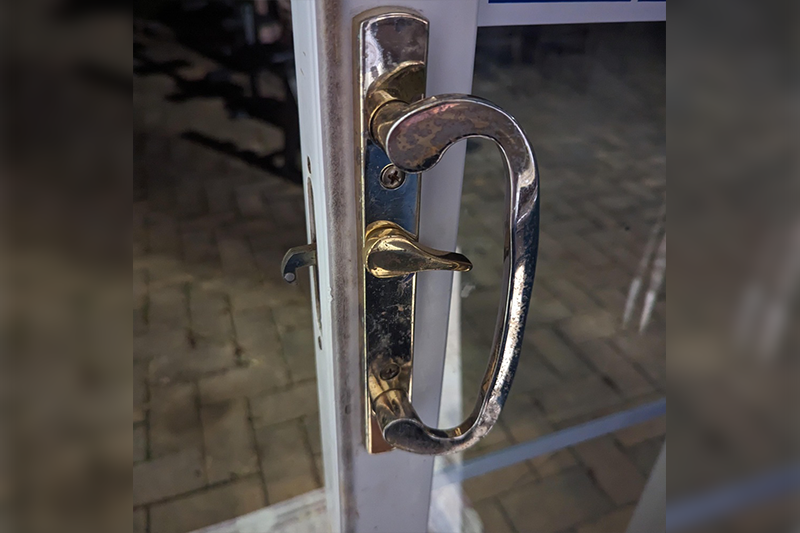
[445, 20, 666, 533]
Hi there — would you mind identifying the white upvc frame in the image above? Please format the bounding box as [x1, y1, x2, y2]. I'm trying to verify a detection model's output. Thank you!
[290, 1, 479, 531]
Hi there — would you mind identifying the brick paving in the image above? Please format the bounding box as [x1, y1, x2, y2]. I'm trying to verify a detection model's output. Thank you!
[133, 28, 320, 533]
[133, 23, 666, 533]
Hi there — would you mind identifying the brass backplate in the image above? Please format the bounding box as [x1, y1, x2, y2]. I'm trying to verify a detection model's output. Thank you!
[355, 9, 428, 453]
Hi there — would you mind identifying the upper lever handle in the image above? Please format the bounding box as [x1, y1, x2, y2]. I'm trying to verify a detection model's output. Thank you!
[368, 95, 540, 455]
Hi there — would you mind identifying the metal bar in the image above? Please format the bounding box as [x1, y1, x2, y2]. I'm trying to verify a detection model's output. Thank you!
[666, 463, 800, 532]
[433, 398, 666, 489]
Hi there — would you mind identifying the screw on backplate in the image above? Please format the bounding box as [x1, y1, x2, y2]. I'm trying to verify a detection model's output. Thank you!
[379, 363, 400, 380]
[283, 272, 296, 283]
[380, 165, 406, 190]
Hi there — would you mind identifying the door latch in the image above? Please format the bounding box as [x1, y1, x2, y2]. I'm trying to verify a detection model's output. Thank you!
[355, 8, 541, 455]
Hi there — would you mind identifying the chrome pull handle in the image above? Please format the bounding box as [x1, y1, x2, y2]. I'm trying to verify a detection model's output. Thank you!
[356, 8, 539, 455]
[370, 95, 539, 455]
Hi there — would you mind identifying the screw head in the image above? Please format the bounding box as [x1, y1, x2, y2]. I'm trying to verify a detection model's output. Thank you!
[380, 165, 406, 190]
[379, 363, 400, 381]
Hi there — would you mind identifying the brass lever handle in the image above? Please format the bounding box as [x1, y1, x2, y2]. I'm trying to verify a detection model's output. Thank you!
[364, 221, 472, 278]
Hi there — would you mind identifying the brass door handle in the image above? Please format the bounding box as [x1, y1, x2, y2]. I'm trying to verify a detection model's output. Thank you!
[356, 9, 539, 455]
[364, 220, 472, 278]
[371, 96, 539, 455]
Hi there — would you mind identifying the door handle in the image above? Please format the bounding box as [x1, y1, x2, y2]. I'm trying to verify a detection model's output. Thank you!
[364, 220, 472, 278]
[355, 9, 540, 455]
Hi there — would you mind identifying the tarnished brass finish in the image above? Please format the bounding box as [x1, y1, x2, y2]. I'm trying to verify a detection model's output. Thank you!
[356, 8, 428, 454]
[366, 62, 426, 123]
[357, 9, 540, 455]
[364, 221, 472, 278]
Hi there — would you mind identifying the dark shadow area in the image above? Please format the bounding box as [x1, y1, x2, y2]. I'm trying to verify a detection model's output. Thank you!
[54, 0, 131, 19]
[133, 0, 301, 183]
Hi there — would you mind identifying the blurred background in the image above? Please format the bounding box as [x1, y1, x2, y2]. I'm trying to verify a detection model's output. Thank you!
[2, 0, 797, 532]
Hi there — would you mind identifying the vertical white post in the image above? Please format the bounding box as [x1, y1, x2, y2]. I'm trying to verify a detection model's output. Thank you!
[626, 443, 667, 533]
[290, 0, 479, 531]
[429, 270, 468, 533]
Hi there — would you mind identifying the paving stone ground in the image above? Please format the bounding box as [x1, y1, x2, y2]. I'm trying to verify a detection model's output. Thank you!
[133, 22, 666, 533]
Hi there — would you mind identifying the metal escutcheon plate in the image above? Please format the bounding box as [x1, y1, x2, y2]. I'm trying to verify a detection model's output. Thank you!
[356, 9, 428, 453]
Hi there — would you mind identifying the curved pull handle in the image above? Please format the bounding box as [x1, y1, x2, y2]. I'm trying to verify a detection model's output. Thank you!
[369, 95, 540, 454]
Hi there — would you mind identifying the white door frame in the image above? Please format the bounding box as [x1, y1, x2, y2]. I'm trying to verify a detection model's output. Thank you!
[290, 1, 480, 531]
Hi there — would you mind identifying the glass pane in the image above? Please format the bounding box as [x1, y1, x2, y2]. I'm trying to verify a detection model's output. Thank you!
[454, 21, 666, 532]
[134, 4, 321, 532]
